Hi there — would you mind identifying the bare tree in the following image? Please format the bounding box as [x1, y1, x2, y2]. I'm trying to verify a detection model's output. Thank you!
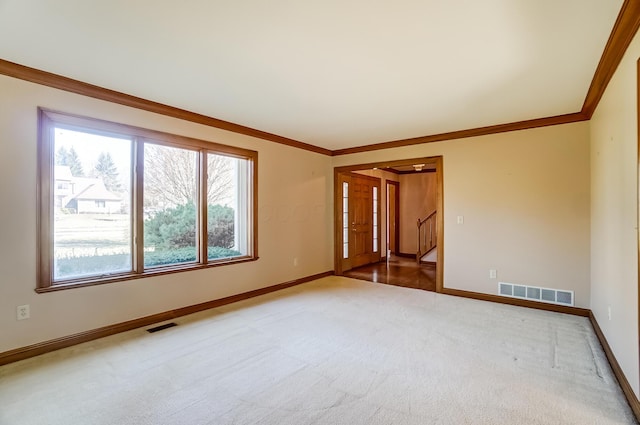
[206, 154, 234, 204]
[144, 144, 234, 208]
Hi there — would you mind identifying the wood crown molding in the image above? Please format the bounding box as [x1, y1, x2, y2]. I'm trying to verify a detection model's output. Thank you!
[0, 1, 637, 156]
[582, 0, 640, 118]
[332, 0, 640, 156]
[0, 59, 331, 156]
[331, 113, 589, 156]
[0, 271, 334, 366]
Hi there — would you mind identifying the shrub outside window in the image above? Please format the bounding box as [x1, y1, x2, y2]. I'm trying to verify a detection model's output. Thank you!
[37, 108, 257, 291]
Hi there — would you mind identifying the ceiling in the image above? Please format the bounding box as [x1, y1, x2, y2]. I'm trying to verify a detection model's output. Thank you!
[387, 164, 437, 174]
[0, 0, 625, 152]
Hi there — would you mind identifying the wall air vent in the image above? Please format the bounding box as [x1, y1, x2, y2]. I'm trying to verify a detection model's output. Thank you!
[498, 282, 574, 306]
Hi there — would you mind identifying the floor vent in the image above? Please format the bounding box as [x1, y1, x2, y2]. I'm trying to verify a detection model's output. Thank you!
[146, 322, 178, 333]
[498, 282, 574, 306]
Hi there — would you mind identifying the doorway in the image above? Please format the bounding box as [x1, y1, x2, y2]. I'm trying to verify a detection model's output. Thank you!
[334, 156, 443, 292]
[387, 181, 399, 257]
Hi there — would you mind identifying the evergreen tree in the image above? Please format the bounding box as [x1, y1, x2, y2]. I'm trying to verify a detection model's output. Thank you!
[144, 203, 235, 250]
[56, 146, 85, 176]
[55, 146, 69, 166]
[94, 152, 121, 192]
[67, 147, 85, 176]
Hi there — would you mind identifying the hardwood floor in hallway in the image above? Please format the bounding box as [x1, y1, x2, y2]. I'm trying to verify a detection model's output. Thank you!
[343, 255, 436, 291]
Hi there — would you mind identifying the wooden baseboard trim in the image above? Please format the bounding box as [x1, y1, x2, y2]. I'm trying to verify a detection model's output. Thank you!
[589, 312, 640, 421]
[0, 270, 334, 366]
[443, 287, 640, 420]
[396, 252, 416, 259]
[441, 287, 590, 317]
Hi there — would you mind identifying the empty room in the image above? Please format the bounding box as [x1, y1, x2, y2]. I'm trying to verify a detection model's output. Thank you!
[1, 1, 640, 424]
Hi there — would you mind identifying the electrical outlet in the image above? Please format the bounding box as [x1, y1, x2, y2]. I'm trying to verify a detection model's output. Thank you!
[489, 269, 497, 279]
[608, 306, 611, 321]
[457, 216, 464, 225]
[293, 257, 299, 267]
[17, 305, 30, 321]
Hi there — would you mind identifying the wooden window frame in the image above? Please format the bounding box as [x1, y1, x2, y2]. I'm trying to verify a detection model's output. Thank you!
[37, 108, 258, 292]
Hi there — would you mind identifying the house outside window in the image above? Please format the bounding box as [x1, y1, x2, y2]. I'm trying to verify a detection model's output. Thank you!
[37, 109, 258, 291]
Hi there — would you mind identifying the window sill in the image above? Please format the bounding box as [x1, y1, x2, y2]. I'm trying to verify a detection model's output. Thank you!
[35, 256, 259, 293]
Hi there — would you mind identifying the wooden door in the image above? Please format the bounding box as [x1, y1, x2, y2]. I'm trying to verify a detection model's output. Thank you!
[338, 172, 380, 272]
[351, 175, 374, 268]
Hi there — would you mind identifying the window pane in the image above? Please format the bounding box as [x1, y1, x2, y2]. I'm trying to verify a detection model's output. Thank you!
[207, 153, 247, 260]
[373, 186, 378, 253]
[343, 181, 349, 259]
[144, 144, 198, 267]
[53, 128, 132, 280]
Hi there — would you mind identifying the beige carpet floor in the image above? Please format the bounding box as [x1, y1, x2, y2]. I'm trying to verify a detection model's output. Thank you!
[0, 276, 636, 424]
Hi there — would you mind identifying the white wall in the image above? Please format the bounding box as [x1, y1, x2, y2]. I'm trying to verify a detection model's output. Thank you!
[333, 122, 592, 308]
[0, 75, 334, 353]
[590, 32, 640, 396]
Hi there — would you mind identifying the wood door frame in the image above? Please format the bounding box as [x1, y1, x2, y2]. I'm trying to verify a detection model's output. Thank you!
[334, 156, 444, 292]
[386, 180, 400, 256]
[637, 58, 640, 399]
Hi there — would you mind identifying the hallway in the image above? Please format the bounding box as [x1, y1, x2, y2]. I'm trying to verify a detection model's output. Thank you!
[343, 255, 436, 292]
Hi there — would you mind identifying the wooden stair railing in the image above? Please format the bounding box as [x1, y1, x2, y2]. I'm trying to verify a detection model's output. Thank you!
[416, 210, 437, 263]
